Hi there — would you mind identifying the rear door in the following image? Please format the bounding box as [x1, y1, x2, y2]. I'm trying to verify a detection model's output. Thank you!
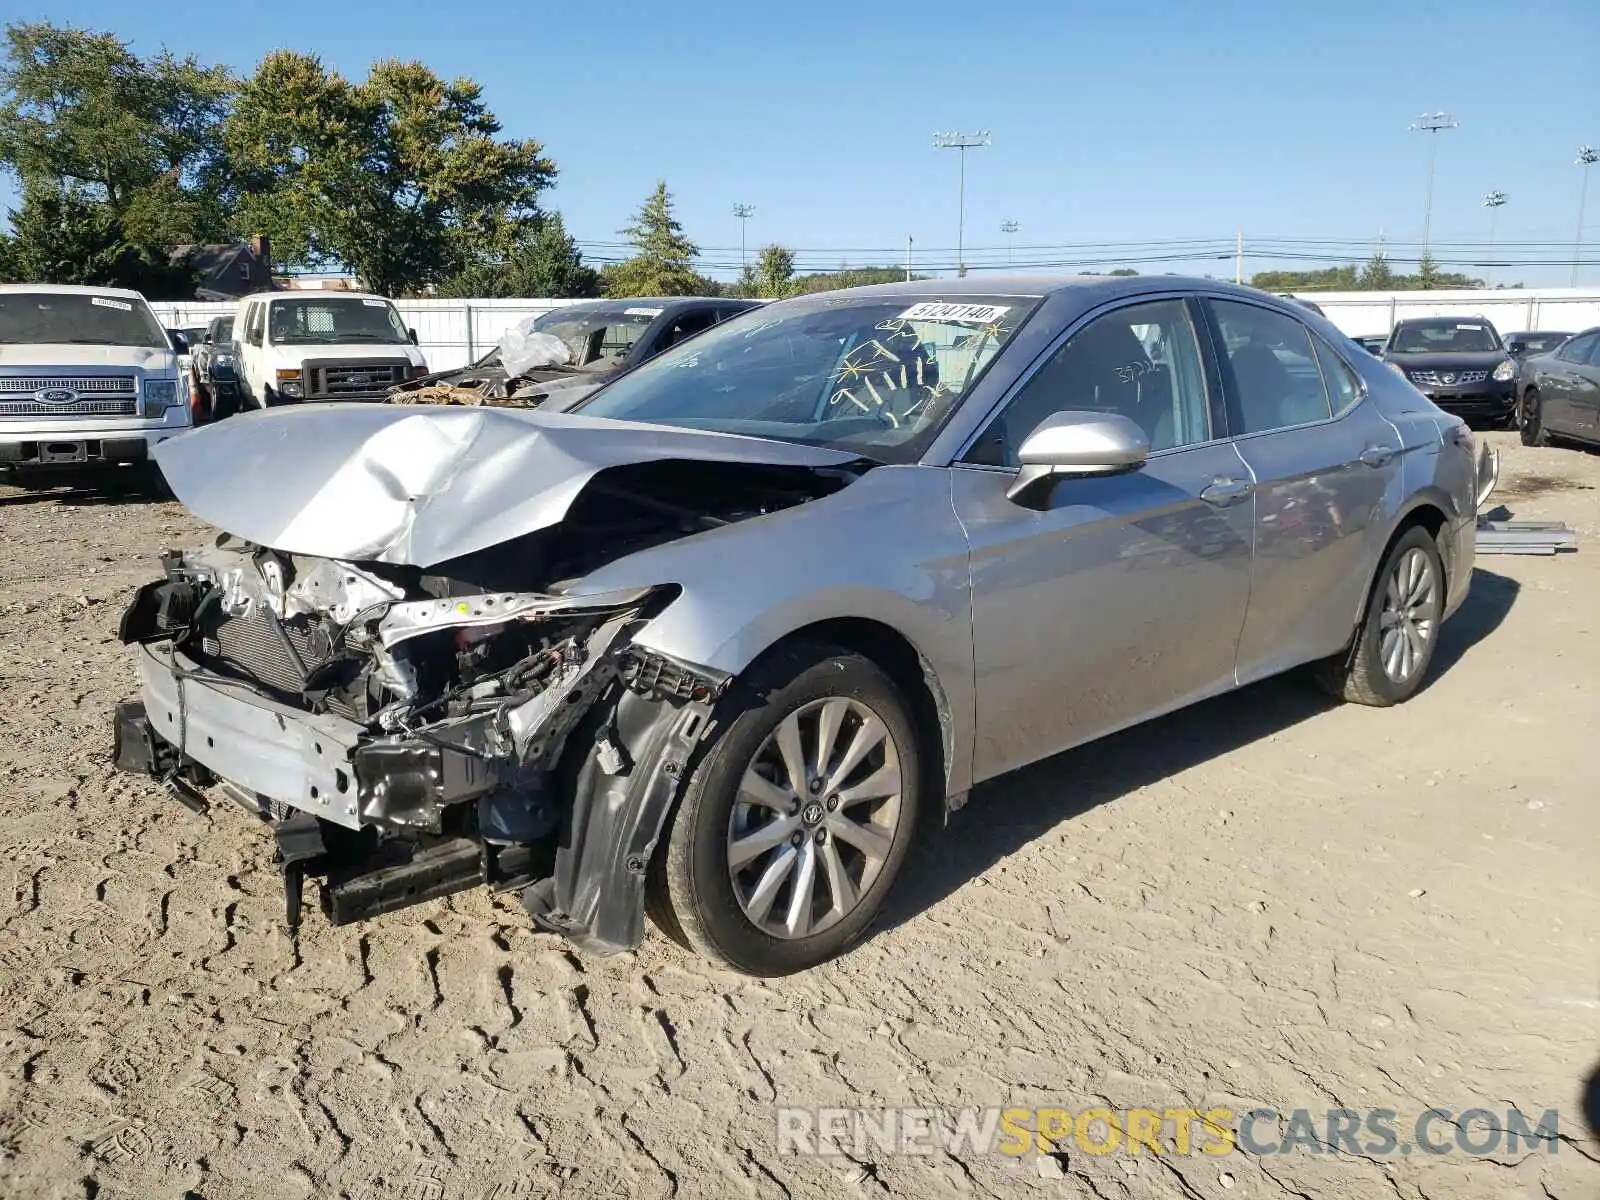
[1205, 298, 1405, 685]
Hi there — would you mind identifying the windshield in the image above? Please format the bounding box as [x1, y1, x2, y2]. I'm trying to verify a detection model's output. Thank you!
[210, 316, 235, 342]
[574, 295, 1040, 463]
[529, 305, 661, 368]
[267, 297, 410, 346]
[1519, 333, 1567, 354]
[0, 292, 167, 347]
[1390, 321, 1501, 354]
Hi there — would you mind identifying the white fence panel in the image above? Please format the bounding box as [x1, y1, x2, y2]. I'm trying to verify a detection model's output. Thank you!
[152, 287, 1600, 367]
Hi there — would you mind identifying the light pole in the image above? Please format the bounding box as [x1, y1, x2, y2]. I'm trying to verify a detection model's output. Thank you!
[1410, 112, 1459, 257]
[1000, 219, 1019, 266]
[732, 203, 755, 278]
[933, 130, 990, 277]
[1482, 190, 1507, 285]
[1574, 146, 1597, 287]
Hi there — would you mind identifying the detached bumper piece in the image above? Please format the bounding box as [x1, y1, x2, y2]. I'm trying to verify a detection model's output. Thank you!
[1475, 518, 1578, 556]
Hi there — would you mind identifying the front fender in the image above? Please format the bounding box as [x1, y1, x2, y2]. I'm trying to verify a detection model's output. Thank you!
[569, 464, 976, 798]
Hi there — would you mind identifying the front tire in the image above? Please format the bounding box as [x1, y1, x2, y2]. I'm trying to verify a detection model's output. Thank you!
[650, 644, 922, 975]
[1519, 389, 1548, 446]
[1314, 525, 1445, 706]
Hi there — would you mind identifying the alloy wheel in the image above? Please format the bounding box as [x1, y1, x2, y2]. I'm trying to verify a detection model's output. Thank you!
[726, 697, 904, 940]
[1378, 547, 1438, 684]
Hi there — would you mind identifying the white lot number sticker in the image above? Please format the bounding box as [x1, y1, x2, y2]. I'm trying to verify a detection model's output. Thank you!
[91, 297, 133, 311]
[896, 302, 1010, 324]
[624, 307, 663, 317]
[362, 299, 388, 307]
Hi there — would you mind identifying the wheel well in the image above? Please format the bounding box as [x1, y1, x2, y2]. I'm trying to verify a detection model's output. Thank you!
[1397, 503, 1450, 588]
[754, 618, 954, 815]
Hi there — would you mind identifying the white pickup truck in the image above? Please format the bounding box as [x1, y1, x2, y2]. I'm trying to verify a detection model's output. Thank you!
[0, 284, 192, 488]
[232, 292, 428, 407]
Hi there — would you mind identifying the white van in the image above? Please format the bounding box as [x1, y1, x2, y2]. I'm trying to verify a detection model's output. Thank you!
[0, 285, 191, 486]
[231, 292, 428, 407]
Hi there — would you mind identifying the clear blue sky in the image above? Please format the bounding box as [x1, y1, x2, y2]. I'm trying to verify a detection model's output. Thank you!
[13, 0, 1600, 285]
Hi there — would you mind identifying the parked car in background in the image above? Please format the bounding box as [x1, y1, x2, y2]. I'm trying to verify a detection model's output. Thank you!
[231, 292, 429, 408]
[114, 277, 1490, 975]
[1380, 316, 1518, 426]
[1517, 326, 1600, 447]
[1505, 330, 1571, 359]
[191, 315, 240, 419]
[1353, 334, 1387, 356]
[0, 285, 191, 490]
[390, 297, 761, 408]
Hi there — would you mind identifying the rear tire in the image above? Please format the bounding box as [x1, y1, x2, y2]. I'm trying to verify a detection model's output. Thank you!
[649, 643, 922, 975]
[1519, 389, 1548, 447]
[1313, 525, 1445, 706]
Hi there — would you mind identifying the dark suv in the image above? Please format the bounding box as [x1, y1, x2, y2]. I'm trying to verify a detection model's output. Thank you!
[1381, 317, 1518, 426]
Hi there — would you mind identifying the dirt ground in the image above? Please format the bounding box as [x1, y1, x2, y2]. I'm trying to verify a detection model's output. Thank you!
[0, 431, 1595, 1200]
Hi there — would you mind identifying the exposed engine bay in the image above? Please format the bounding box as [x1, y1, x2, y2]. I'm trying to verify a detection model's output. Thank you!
[112, 456, 861, 950]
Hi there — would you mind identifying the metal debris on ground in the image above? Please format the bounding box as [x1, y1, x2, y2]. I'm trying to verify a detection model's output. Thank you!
[1474, 518, 1578, 556]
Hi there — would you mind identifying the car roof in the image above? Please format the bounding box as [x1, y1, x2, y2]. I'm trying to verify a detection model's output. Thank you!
[0, 283, 146, 299]
[253, 291, 393, 304]
[784, 274, 1288, 304]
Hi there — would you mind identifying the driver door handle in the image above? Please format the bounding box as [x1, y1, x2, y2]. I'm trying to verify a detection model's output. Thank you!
[1200, 477, 1253, 506]
[1357, 443, 1397, 468]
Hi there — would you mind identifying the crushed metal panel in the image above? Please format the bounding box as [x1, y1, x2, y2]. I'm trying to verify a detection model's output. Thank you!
[152, 404, 860, 568]
[1474, 518, 1578, 556]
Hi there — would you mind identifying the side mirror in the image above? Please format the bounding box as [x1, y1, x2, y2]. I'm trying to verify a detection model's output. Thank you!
[167, 329, 189, 355]
[1507, 340, 1527, 356]
[1007, 410, 1150, 504]
[407, 327, 418, 345]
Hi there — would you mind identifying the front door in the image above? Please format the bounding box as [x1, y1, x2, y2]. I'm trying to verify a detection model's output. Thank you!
[951, 297, 1255, 783]
[1204, 298, 1404, 683]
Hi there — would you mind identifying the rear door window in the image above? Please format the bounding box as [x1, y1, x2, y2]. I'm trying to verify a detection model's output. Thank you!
[1210, 301, 1334, 434]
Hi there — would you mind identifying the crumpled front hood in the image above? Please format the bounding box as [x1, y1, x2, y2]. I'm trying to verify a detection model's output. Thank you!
[153, 404, 859, 567]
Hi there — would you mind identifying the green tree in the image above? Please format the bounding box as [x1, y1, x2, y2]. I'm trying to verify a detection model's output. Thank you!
[786, 266, 919, 296]
[227, 52, 556, 293]
[753, 244, 795, 298]
[1358, 252, 1395, 290]
[434, 213, 599, 298]
[0, 21, 234, 284]
[1414, 251, 1442, 290]
[603, 181, 703, 297]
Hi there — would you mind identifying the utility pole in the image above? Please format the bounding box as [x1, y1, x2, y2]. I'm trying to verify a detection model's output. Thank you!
[933, 130, 990, 277]
[1481, 190, 1507, 285]
[1574, 146, 1597, 287]
[1410, 112, 1458, 258]
[1000, 219, 1020, 266]
[1234, 229, 1244, 284]
[732, 203, 755, 277]
[905, 235, 914, 282]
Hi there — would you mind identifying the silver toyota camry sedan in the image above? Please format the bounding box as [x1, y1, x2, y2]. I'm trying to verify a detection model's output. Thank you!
[113, 277, 1490, 975]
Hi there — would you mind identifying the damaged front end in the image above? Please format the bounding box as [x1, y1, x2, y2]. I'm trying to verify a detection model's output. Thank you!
[112, 537, 729, 952]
